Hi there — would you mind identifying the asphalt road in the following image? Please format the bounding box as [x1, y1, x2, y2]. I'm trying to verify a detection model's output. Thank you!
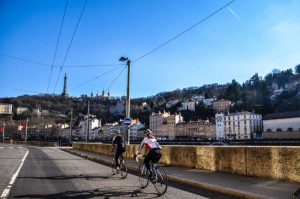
[0, 144, 234, 199]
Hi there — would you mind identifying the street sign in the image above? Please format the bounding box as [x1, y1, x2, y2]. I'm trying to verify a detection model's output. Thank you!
[123, 118, 131, 126]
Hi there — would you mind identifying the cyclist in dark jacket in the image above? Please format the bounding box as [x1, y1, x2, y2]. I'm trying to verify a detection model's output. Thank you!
[111, 130, 126, 171]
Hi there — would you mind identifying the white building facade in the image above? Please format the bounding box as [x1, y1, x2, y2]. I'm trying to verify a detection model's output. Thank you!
[215, 113, 225, 140]
[216, 112, 262, 140]
[16, 106, 29, 115]
[181, 101, 198, 111]
[78, 115, 102, 139]
[263, 111, 300, 139]
[0, 103, 13, 115]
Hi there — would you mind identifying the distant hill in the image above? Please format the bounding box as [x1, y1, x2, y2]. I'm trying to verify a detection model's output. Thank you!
[1, 67, 300, 126]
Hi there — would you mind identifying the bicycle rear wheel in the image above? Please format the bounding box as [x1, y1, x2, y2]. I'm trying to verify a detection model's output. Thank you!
[120, 158, 128, 179]
[153, 166, 168, 195]
[138, 163, 149, 189]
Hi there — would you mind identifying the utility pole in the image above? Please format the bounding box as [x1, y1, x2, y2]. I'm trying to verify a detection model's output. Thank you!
[86, 101, 90, 142]
[2, 122, 5, 143]
[119, 57, 131, 145]
[25, 118, 28, 143]
[126, 59, 131, 145]
[69, 108, 73, 144]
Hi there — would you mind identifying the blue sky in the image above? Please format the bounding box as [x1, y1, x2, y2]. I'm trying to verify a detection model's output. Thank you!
[0, 0, 300, 98]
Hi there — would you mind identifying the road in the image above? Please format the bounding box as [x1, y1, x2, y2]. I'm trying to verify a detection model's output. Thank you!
[0, 144, 234, 199]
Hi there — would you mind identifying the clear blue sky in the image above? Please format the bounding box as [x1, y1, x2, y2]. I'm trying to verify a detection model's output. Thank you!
[0, 0, 299, 98]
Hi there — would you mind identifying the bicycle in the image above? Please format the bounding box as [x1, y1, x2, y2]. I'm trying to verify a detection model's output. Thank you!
[136, 154, 168, 195]
[111, 151, 128, 179]
[293, 188, 300, 199]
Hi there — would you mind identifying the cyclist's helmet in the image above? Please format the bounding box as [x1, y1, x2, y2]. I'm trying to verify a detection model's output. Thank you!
[114, 130, 121, 135]
[144, 129, 152, 136]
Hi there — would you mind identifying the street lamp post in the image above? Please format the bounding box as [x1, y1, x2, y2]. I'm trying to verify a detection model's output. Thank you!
[119, 57, 131, 145]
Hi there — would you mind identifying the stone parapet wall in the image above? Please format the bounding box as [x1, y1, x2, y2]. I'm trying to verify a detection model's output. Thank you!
[72, 142, 300, 183]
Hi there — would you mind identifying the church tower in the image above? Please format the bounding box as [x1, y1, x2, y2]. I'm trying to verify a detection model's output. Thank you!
[62, 73, 68, 97]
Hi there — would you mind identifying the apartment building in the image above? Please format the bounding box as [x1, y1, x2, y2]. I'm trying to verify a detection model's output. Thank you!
[216, 112, 262, 140]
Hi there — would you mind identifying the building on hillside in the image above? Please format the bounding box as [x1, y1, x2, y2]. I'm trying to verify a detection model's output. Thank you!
[203, 97, 217, 107]
[41, 110, 50, 116]
[163, 113, 183, 140]
[109, 100, 125, 115]
[263, 111, 300, 139]
[216, 112, 262, 140]
[130, 120, 146, 140]
[212, 99, 231, 113]
[16, 106, 29, 115]
[166, 100, 179, 109]
[78, 115, 101, 140]
[33, 107, 41, 116]
[0, 103, 13, 115]
[192, 95, 205, 102]
[149, 111, 170, 136]
[175, 120, 215, 140]
[180, 101, 198, 111]
[101, 122, 119, 140]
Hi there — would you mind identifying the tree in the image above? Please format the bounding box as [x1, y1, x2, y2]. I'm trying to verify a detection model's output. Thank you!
[295, 64, 300, 74]
[224, 79, 241, 101]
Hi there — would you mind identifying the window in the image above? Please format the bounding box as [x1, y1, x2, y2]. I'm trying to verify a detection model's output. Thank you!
[276, 128, 282, 132]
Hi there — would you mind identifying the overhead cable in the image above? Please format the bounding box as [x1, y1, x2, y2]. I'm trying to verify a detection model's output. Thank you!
[47, 0, 69, 92]
[133, 0, 236, 63]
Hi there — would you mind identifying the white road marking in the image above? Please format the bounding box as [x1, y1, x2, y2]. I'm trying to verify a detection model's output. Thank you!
[0, 147, 4, 149]
[0, 150, 29, 199]
[18, 147, 23, 149]
[9, 147, 13, 149]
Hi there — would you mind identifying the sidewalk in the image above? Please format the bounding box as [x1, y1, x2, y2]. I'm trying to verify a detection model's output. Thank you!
[63, 148, 299, 199]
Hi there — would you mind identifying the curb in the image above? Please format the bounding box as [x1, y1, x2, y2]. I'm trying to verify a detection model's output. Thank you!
[62, 149, 264, 199]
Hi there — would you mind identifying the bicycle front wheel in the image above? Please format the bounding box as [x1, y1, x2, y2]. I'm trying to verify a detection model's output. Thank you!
[138, 163, 149, 189]
[120, 158, 128, 179]
[153, 166, 168, 195]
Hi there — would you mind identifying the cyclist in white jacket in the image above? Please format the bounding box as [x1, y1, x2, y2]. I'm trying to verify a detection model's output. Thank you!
[136, 129, 162, 179]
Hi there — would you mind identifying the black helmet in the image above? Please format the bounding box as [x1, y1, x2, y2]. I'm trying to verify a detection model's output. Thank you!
[144, 129, 152, 136]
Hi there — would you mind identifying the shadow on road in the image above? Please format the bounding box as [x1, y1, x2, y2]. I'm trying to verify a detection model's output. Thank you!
[13, 186, 161, 199]
[18, 174, 110, 180]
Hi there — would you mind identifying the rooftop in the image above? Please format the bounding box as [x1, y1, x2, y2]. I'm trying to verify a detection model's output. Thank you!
[263, 110, 300, 120]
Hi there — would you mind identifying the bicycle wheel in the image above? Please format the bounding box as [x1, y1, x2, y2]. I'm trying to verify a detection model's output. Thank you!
[120, 158, 128, 179]
[138, 163, 149, 189]
[153, 166, 168, 195]
[294, 188, 300, 199]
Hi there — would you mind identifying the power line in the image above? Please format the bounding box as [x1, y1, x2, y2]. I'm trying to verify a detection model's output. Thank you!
[105, 65, 127, 92]
[53, 0, 88, 93]
[0, 53, 51, 67]
[63, 63, 124, 68]
[0, 84, 41, 94]
[70, 65, 125, 91]
[133, 0, 236, 63]
[0, 53, 121, 68]
[47, 0, 69, 93]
